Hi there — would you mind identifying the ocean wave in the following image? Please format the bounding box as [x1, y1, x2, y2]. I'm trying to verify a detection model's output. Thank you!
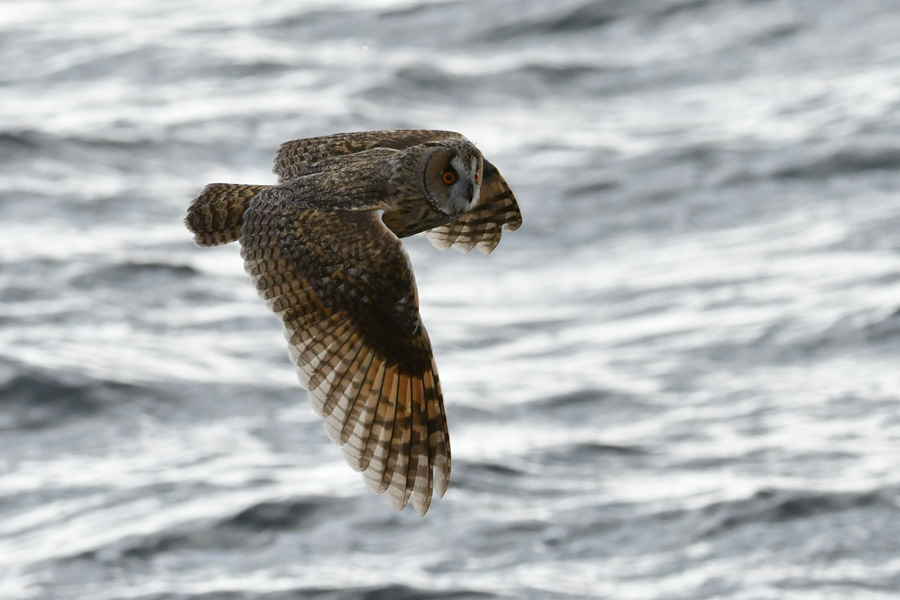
[695, 487, 897, 539]
[0, 128, 157, 158]
[353, 585, 498, 600]
[62, 495, 353, 564]
[69, 261, 200, 290]
[120, 584, 499, 600]
[226, 497, 352, 531]
[773, 145, 900, 180]
[0, 360, 140, 430]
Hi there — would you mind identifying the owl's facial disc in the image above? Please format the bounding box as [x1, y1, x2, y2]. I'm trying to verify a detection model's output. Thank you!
[426, 149, 482, 215]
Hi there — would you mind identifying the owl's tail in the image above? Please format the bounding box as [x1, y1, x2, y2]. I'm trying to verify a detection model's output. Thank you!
[185, 183, 271, 246]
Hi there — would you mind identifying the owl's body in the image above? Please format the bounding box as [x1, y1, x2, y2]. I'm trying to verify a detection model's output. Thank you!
[185, 130, 521, 514]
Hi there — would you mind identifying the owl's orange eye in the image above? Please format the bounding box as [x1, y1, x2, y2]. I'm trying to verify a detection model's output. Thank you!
[442, 170, 456, 185]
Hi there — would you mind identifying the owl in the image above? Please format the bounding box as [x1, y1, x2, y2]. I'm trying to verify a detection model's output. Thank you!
[185, 130, 522, 515]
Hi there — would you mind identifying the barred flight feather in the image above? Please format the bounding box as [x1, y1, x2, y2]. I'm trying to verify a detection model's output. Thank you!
[353, 362, 387, 473]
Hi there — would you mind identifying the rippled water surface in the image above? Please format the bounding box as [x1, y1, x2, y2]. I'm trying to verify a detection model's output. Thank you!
[2, 1, 900, 598]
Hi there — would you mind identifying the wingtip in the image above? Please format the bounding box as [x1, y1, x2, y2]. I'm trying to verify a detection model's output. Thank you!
[412, 497, 430, 516]
[434, 458, 450, 499]
[505, 217, 523, 232]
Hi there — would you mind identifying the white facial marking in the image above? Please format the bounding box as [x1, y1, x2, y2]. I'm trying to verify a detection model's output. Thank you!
[444, 154, 477, 214]
[470, 156, 481, 207]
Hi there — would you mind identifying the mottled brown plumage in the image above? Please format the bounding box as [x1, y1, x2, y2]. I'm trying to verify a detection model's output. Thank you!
[185, 129, 521, 514]
[186, 183, 269, 246]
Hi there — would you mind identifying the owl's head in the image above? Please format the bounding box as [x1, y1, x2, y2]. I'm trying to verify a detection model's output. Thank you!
[420, 139, 483, 216]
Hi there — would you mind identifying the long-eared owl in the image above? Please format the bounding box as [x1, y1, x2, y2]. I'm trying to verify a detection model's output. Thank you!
[185, 130, 522, 514]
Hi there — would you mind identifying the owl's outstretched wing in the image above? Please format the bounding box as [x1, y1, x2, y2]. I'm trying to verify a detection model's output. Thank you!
[240, 190, 450, 515]
[273, 129, 464, 182]
[426, 158, 523, 254]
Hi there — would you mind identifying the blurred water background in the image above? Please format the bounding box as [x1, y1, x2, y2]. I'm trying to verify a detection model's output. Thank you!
[2, 1, 900, 598]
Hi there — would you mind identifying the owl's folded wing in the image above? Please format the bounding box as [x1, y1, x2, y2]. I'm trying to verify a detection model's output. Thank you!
[240, 195, 450, 515]
[425, 158, 523, 254]
[273, 129, 465, 182]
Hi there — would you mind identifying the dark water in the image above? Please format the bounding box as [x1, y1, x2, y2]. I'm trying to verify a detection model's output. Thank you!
[2, 1, 900, 598]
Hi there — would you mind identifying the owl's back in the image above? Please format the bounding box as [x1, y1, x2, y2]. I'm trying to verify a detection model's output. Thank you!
[185, 148, 400, 247]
